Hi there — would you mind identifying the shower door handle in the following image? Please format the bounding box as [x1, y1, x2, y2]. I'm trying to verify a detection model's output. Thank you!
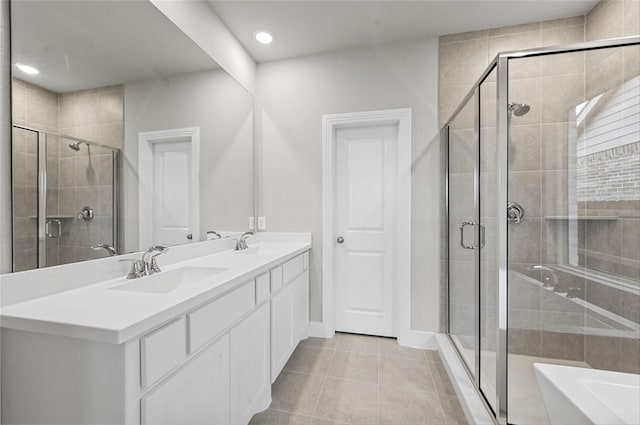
[459, 222, 485, 249]
[459, 222, 475, 249]
[46, 219, 61, 239]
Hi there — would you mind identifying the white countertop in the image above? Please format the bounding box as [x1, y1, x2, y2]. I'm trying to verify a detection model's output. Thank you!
[0, 242, 311, 344]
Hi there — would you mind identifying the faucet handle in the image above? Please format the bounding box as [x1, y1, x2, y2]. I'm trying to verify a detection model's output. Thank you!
[150, 257, 162, 274]
[119, 259, 144, 279]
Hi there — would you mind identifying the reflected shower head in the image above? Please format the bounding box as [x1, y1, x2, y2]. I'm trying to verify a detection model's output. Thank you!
[508, 102, 531, 117]
[68, 141, 81, 151]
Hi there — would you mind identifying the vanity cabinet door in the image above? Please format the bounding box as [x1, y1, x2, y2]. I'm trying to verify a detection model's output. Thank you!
[230, 303, 270, 425]
[270, 283, 295, 382]
[141, 334, 230, 425]
[293, 271, 309, 342]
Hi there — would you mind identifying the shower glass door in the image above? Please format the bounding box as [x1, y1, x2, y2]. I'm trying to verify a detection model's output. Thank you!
[11, 127, 39, 271]
[447, 73, 500, 413]
[448, 89, 479, 378]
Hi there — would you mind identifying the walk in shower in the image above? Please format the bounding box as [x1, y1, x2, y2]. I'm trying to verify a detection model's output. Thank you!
[442, 36, 639, 424]
[11, 125, 119, 271]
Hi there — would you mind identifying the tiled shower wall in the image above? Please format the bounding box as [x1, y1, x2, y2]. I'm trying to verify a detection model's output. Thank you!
[10, 79, 122, 270]
[57, 86, 122, 264]
[439, 0, 639, 373]
[11, 79, 59, 270]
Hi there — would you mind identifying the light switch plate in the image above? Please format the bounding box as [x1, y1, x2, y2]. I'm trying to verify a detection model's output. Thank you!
[249, 216, 255, 230]
[258, 216, 266, 230]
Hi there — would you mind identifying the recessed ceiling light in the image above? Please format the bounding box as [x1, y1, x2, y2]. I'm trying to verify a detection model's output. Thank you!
[254, 30, 274, 45]
[16, 63, 40, 75]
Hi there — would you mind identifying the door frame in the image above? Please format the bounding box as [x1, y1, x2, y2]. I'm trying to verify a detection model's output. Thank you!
[138, 127, 200, 247]
[321, 108, 412, 341]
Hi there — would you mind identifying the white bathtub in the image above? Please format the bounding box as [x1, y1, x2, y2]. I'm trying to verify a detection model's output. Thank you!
[534, 363, 640, 425]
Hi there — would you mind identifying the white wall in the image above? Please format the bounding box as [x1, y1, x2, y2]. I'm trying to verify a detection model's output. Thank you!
[123, 69, 254, 252]
[256, 37, 440, 331]
[0, 0, 11, 275]
[150, 0, 256, 94]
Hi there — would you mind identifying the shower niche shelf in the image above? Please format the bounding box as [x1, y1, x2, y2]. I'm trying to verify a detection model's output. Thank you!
[544, 216, 619, 221]
[28, 215, 76, 220]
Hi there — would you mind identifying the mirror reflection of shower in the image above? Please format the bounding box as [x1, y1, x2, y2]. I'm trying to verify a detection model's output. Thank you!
[68, 141, 87, 151]
[508, 101, 531, 116]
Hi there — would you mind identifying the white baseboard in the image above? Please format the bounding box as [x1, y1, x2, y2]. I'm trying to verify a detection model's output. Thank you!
[397, 330, 439, 350]
[308, 321, 334, 338]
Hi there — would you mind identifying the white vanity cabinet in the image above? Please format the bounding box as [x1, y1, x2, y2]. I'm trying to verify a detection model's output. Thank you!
[1, 249, 310, 425]
[271, 252, 310, 381]
[141, 333, 230, 425]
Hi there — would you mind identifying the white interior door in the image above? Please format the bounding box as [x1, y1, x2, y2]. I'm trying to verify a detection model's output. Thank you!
[152, 141, 193, 245]
[335, 124, 398, 337]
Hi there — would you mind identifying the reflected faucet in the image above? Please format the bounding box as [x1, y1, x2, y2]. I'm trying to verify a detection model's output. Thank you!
[207, 230, 222, 239]
[91, 243, 117, 256]
[235, 232, 254, 251]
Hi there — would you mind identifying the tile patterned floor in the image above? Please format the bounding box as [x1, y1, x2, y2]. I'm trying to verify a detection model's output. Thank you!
[249, 332, 467, 425]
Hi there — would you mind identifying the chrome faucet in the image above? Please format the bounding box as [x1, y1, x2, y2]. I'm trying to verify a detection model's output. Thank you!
[141, 246, 169, 275]
[207, 230, 222, 239]
[91, 243, 118, 256]
[121, 246, 169, 279]
[235, 232, 254, 251]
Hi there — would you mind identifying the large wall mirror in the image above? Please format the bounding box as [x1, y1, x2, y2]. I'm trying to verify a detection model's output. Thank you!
[9, 0, 254, 272]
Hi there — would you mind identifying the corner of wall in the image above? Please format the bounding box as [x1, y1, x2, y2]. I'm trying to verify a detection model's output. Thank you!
[149, 0, 257, 95]
[0, 0, 12, 275]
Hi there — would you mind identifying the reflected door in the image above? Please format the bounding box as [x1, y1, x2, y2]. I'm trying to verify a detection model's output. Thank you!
[152, 141, 194, 246]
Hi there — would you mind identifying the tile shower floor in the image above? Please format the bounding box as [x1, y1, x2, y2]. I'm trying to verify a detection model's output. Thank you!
[249, 332, 467, 425]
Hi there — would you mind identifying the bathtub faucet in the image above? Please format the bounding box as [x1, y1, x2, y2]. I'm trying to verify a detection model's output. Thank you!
[527, 265, 558, 290]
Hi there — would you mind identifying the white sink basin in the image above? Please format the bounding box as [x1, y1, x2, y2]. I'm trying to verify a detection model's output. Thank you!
[110, 266, 227, 294]
[535, 363, 640, 425]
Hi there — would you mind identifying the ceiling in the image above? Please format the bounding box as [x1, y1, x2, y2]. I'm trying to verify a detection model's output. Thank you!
[12, 1, 218, 93]
[209, 0, 599, 63]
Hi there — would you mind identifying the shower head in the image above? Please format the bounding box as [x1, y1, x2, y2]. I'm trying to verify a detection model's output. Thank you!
[68, 141, 81, 151]
[508, 102, 530, 117]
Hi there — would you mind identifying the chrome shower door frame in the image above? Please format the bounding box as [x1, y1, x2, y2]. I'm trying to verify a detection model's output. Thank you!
[443, 35, 640, 425]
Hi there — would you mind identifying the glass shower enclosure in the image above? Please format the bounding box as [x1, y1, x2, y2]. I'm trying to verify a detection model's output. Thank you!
[443, 36, 639, 424]
[11, 125, 119, 271]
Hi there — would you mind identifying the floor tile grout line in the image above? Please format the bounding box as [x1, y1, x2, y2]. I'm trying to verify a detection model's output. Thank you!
[309, 336, 338, 420]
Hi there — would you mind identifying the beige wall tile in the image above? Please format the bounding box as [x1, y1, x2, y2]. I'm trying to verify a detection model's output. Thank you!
[439, 38, 489, 87]
[541, 15, 585, 30]
[541, 25, 585, 46]
[488, 22, 541, 37]
[508, 218, 542, 263]
[98, 89, 124, 124]
[440, 29, 487, 44]
[74, 94, 99, 126]
[12, 79, 26, 123]
[439, 85, 473, 125]
[25, 83, 58, 129]
[508, 125, 541, 171]
[488, 32, 541, 79]
[541, 51, 585, 77]
[509, 171, 542, 217]
[624, 0, 640, 35]
[540, 73, 584, 123]
[586, 0, 624, 40]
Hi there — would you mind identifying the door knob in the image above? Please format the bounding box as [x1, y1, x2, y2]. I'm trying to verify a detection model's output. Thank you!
[186, 233, 192, 240]
[336, 236, 344, 244]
